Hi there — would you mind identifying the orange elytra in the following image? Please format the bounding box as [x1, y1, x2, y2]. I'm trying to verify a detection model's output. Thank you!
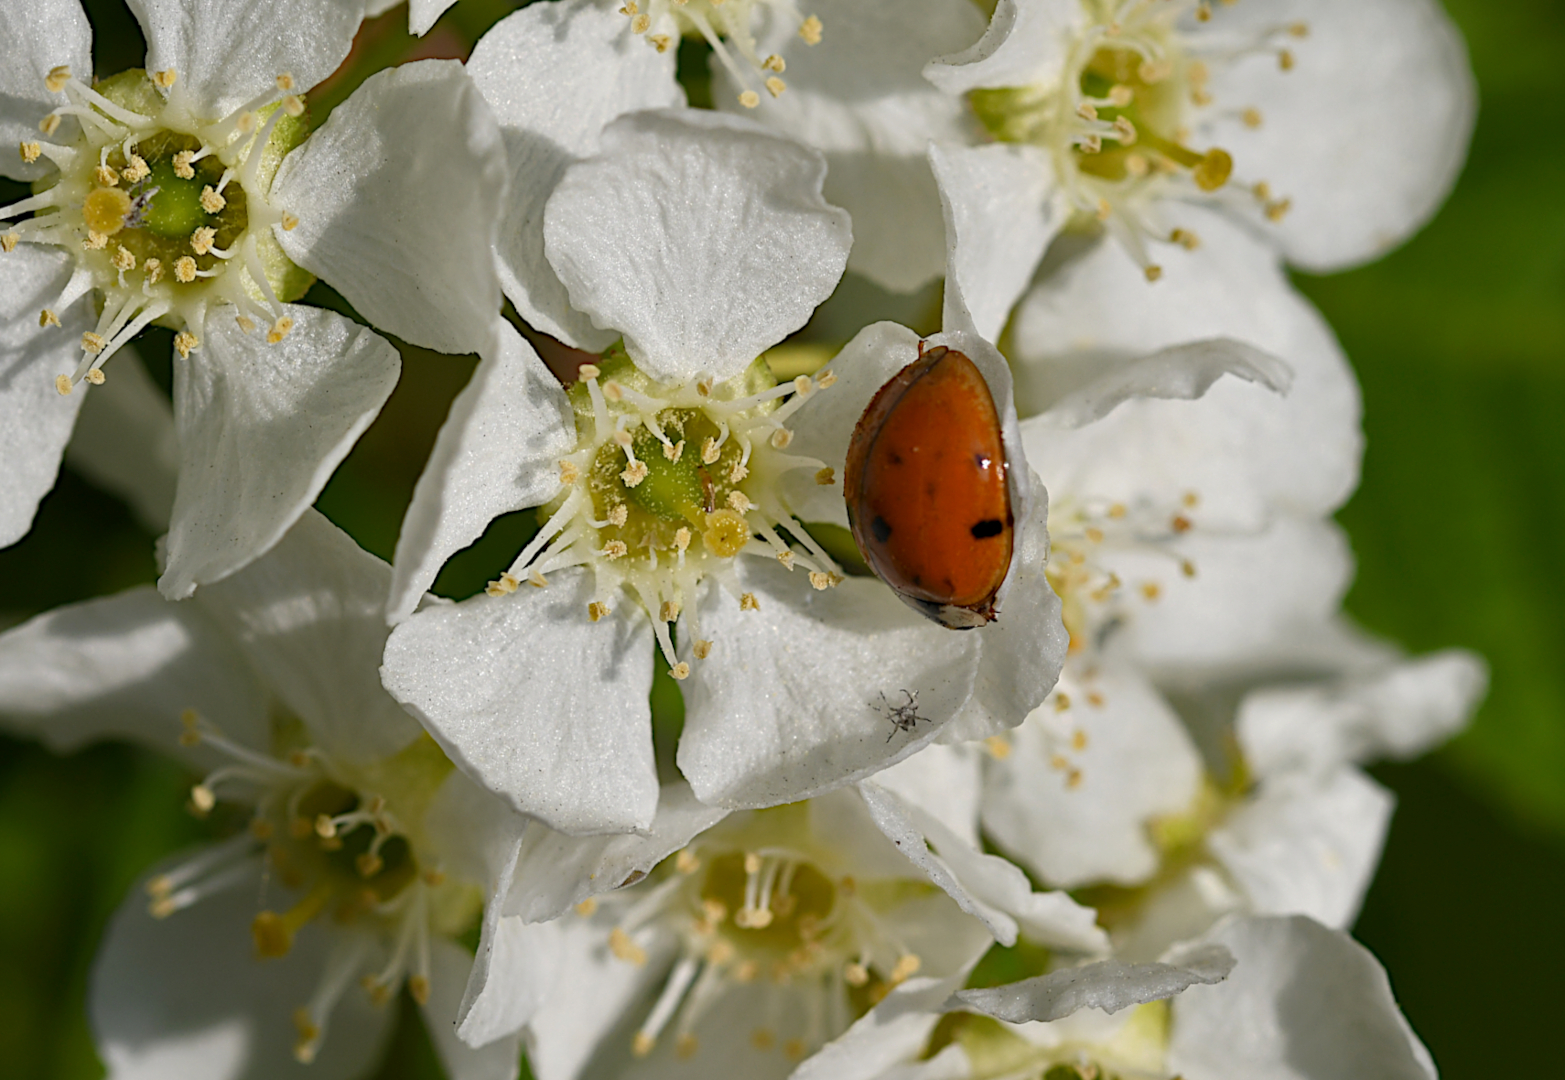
[843, 343, 1014, 630]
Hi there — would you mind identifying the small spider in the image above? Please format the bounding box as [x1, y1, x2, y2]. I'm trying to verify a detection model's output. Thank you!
[877, 689, 925, 742]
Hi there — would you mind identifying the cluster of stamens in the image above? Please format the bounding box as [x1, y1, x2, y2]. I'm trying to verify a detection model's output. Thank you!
[587, 813, 930, 1062]
[0, 65, 309, 394]
[487, 349, 843, 679]
[150, 711, 473, 1064]
[618, 0, 822, 107]
[1046, 489, 1202, 657]
[969, 0, 1307, 279]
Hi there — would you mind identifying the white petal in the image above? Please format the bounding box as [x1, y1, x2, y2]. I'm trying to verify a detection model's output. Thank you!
[716, 0, 987, 293]
[543, 108, 850, 384]
[500, 781, 728, 923]
[64, 347, 177, 533]
[423, 937, 522, 1080]
[872, 743, 984, 847]
[409, 0, 458, 36]
[930, 141, 1061, 342]
[1109, 518, 1354, 675]
[468, 0, 681, 351]
[92, 862, 394, 1080]
[1238, 648, 1488, 778]
[0, 245, 91, 547]
[954, 473, 1066, 740]
[1209, 768, 1393, 930]
[422, 767, 533, 893]
[1196, 0, 1475, 271]
[524, 909, 678, 1080]
[381, 569, 659, 835]
[128, 0, 362, 120]
[159, 303, 400, 600]
[0, 0, 91, 181]
[782, 320, 923, 528]
[925, 0, 1083, 96]
[950, 941, 1234, 1024]
[677, 558, 980, 811]
[1012, 206, 1361, 522]
[388, 320, 574, 622]
[859, 781, 1108, 953]
[1168, 915, 1436, 1080]
[0, 586, 268, 763]
[275, 60, 506, 358]
[793, 977, 975, 1080]
[193, 509, 425, 766]
[1032, 338, 1291, 431]
[982, 663, 1203, 888]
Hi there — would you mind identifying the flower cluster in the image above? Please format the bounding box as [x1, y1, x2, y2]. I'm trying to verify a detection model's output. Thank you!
[0, 1, 1484, 1080]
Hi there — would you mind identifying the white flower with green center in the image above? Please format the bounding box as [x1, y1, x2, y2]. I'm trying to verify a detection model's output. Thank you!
[0, 511, 546, 1080]
[925, 0, 1475, 338]
[0, 0, 507, 598]
[380, 108, 1067, 837]
[805, 915, 1436, 1080]
[512, 782, 1107, 1080]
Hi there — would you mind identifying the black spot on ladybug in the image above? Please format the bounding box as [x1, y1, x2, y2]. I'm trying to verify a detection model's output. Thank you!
[971, 519, 1004, 539]
[888, 452, 903, 466]
[871, 516, 892, 543]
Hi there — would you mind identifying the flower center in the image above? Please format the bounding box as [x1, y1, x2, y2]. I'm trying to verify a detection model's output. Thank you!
[147, 711, 478, 1064]
[592, 803, 934, 1062]
[488, 344, 843, 679]
[1044, 489, 1202, 656]
[619, 0, 823, 107]
[929, 1002, 1172, 1080]
[968, 0, 1306, 279]
[1, 65, 313, 393]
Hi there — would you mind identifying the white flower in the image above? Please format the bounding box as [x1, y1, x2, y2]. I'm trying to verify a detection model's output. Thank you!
[512, 776, 1105, 1080]
[0, 511, 534, 1079]
[380, 106, 1067, 836]
[926, 0, 1475, 336]
[0, 0, 507, 599]
[819, 915, 1437, 1080]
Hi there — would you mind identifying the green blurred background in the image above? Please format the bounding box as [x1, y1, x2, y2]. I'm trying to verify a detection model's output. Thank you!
[0, 0, 1560, 1076]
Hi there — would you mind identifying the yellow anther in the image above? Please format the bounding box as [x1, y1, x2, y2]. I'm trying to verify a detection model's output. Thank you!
[1, 232, 18, 252]
[632, 1032, 655, 1057]
[675, 1033, 698, 1059]
[1192, 149, 1232, 191]
[1265, 197, 1293, 222]
[588, 601, 611, 622]
[701, 437, 721, 465]
[112, 245, 136, 271]
[1108, 84, 1133, 106]
[776, 549, 796, 570]
[94, 163, 119, 186]
[728, 461, 748, 483]
[808, 571, 834, 591]
[85, 368, 105, 385]
[407, 975, 430, 1006]
[784, 1038, 806, 1060]
[739, 90, 760, 109]
[609, 927, 648, 966]
[702, 509, 749, 558]
[631, 12, 651, 32]
[1144, 265, 1163, 282]
[1278, 49, 1295, 71]
[1077, 102, 1099, 122]
[267, 316, 294, 344]
[190, 226, 216, 255]
[81, 332, 106, 355]
[1072, 729, 1089, 750]
[674, 526, 692, 552]
[174, 256, 197, 282]
[145, 258, 164, 284]
[83, 179, 138, 234]
[173, 333, 204, 363]
[173, 150, 195, 179]
[39, 309, 60, 328]
[1170, 228, 1200, 250]
[55, 374, 71, 396]
[739, 592, 759, 611]
[619, 459, 648, 487]
[664, 438, 685, 462]
[799, 15, 822, 44]
[578, 363, 601, 381]
[38, 113, 62, 137]
[82, 230, 108, 250]
[1054, 692, 1072, 712]
[1140, 581, 1161, 601]
[602, 540, 629, 560]
[650, 33, 674, 52]
[19, 141, 40, 164]
[751, 1029, 776, 1051]
[768, 427, 793, 449]
[45, 66, 71, 92]
[200, 185, 227, 213]
[1242, 107, 1263, 128]
[281, 212, 300, 231]
[669, 661, 691, 680]
[693, 638, 713, 660]
[154, 69, 178, 88]
[765, 76, 786, 98]
[726, 490, 752, 514]
[559, 459, 581, 485]
[984, 735, 1012, 760]
[355, 852, 384, 878]
[574, 897, 599, 916]
[764, 54, 786, 73]
[814, 467, 835, 487]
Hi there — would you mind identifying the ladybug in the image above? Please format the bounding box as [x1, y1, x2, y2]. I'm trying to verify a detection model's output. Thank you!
[844, 343, 1014, 630]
